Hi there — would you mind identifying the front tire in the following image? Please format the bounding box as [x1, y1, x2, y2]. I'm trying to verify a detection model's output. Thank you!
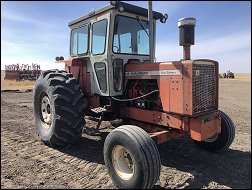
[33, 70, 87, 147]
[194, 110, 235, 152]
[104, 125, 161, 189]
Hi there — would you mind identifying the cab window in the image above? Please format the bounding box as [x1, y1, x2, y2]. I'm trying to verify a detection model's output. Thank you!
[70, 24, 89, 56]
[92, 19, 108, 55]
[113, 15, 149, 55]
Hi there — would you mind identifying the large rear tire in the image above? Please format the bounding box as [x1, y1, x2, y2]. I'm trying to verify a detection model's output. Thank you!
[33, 70, 87, 147]
[104, 125, 161, 189]
[194, 110, 235, 152]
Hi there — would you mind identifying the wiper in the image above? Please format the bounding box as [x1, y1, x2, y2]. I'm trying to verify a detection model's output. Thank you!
[136, 16, 149, 37]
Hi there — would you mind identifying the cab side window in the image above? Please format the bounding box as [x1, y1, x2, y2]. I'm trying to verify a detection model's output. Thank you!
[71, 24, 89, 56]
[92, 19, 108, 55]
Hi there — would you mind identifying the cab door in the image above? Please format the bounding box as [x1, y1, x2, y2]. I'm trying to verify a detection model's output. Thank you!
[89, 13, 110, 96]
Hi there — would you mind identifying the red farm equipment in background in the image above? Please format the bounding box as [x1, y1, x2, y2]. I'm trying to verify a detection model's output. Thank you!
[4, 63, 41, 81]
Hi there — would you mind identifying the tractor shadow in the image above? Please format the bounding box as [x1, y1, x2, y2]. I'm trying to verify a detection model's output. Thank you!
[56, 128, 109, 165]
[156, 136, 251, 189]
[56, 129, 251, 189]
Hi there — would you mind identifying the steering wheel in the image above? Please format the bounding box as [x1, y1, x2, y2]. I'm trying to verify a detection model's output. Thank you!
[113, 45, 120, 53]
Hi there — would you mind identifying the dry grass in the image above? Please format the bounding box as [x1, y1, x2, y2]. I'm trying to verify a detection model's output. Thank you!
[1, 80, 35, 90]
[1, 71, 35, 90]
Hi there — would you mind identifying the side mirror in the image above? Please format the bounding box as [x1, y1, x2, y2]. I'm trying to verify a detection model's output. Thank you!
[160, 14, 168, 23]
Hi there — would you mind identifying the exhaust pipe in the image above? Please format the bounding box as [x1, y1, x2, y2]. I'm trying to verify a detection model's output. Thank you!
[178, 17, 196, 60]
[148, 1, 154, 63]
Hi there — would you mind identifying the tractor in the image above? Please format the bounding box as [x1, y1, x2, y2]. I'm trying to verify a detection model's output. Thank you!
[33, 1, 235, 189]
[223, 69, 235, 78]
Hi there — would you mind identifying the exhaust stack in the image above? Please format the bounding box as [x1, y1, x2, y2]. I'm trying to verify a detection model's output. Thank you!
[178, 17, 196, 60]
[148, 1, 154, 63]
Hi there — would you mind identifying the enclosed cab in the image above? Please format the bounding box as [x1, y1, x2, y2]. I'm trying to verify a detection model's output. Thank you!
[64, 2, 165, 98]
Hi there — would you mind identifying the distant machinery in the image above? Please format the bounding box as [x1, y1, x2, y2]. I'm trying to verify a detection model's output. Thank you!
[223, 69, 235, 79]
[4, 63, 41, 81]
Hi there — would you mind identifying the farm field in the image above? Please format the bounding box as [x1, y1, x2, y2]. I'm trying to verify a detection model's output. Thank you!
[1, 71, 251, 189]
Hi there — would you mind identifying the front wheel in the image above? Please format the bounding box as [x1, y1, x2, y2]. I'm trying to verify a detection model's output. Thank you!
[104, 125, 161, 189]
[193, 110, 235, 152]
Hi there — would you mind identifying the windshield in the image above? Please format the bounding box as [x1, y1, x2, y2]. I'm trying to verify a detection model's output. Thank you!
[113, 15, 150, 55]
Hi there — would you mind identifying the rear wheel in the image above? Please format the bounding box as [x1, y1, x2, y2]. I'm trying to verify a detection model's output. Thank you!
[104, 125, 161, 189]
[33, 69, 87, 147]
[194, 110, 235, 152]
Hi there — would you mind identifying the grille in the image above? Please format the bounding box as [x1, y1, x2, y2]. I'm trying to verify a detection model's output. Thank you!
[192, 64, 216, 113]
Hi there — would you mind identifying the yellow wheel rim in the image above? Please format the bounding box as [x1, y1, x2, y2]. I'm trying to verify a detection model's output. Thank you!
[112, 145, 135, 180]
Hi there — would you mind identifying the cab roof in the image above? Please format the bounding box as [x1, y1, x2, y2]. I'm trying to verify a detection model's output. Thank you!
[69, 2, 164, 27]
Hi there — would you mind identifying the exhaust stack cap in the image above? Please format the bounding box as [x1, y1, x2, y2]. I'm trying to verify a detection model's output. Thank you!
[178, 17, 196, 46]
[178, 17, 196, 27]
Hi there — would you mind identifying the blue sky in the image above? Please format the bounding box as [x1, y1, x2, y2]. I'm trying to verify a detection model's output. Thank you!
[1, 1, 251, 73]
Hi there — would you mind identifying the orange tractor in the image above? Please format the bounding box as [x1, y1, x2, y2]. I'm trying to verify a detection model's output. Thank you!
[33, 1, 235, 189]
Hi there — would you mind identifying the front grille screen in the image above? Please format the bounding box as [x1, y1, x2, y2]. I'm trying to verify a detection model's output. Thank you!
[192, 64, 216, 113]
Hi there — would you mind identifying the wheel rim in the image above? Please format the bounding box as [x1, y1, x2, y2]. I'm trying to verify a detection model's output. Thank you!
[204, 134, 218, 142]
[40, 93, 52, 129]
[112, 145, 134, 180]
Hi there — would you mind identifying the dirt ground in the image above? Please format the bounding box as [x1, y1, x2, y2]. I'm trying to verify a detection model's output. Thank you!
[1, 75, 251, 189]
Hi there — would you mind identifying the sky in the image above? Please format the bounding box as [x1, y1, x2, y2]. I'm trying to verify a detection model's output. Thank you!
[1, 1, 251, 73]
